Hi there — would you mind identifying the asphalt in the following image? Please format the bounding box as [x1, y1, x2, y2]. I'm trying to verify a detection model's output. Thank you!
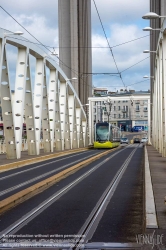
[0, 147, 125, 232]
[0, 145, 144, 245]
[0, 150, 99, 200]
[1, 137, 165, 248]
[90, 146, 144, 243]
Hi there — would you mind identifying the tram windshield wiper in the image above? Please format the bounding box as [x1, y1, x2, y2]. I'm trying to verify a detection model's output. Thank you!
[96, 133, 102, 141]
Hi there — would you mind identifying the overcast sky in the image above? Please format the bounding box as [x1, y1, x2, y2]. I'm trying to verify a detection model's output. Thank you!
[0, 0, 150, 92]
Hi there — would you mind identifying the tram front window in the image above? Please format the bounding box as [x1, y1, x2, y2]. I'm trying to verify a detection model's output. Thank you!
[96, 124, 109, 142]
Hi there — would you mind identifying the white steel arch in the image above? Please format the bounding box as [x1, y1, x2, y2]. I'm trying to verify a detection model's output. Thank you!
[0, 29, 88, 159]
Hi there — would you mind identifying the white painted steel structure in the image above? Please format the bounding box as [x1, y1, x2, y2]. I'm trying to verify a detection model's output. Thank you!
[148, 19, 166, 156]
[0, 29, 88, 159]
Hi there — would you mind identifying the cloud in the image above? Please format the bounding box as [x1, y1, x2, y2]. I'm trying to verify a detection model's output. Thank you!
[92, 0, 149, 29]
[92, 22, 150, 91]
[0, 1, 58, 28]
[0, 0, 150, 92]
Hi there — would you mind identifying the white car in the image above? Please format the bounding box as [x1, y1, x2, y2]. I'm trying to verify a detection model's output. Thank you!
[120, 137, 129, 144]
[141, 137, 148, 143]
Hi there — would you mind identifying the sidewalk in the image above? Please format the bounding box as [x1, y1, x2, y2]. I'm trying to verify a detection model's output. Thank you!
[146, 145, 166, 247]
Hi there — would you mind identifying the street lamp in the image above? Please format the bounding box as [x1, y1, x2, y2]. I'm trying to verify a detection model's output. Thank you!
[143, 26, 163, 32]
[142, 12, 166, 20]
[143, 75, 154, 79]
[143, 50, 157, 53]
[4, 31, 24, 37]
[104, 100, 112, 123]
[66, 77, 77, 81]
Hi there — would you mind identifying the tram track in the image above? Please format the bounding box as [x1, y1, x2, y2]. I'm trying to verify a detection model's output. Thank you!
[0, 144, 141, 247]
[0, 150, 100, 200]
[0, 151, 99, 198]
[0, 146, 126, 214]
[73, 147, 138, 249]
[0, 150, 96, 180]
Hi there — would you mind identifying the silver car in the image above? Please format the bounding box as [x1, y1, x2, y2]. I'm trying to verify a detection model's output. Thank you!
[141, 137, 148, 143]
[120, 137, 129, 144]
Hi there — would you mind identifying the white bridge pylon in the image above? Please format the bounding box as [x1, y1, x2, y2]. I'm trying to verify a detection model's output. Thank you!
[0, 29, 88, 159]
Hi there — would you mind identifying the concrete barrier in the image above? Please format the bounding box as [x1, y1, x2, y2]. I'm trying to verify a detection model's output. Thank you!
[144, 145, 158, 228]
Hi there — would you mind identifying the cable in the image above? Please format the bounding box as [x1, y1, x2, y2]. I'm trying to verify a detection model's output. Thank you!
[0, 6, 149, 92]
[92, 0, 125, 87]
[4, 30, 150, 77]
[121, 56, 150, 73]
[0, 28, 149, 49]
[92, 0, 149, 106]
[92, 0, 120, 73]
[0, 6, 83, 82]
[95, 79, 149, 88]
[0, 6, 119, 91]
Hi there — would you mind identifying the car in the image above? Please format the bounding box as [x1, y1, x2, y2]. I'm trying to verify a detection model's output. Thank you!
[133, 138, 141, 143]
[141, 137, 148, 143]
[120, 137, 129, 144]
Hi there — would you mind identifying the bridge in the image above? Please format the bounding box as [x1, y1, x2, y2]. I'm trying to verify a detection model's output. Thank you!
[0, 29, 88, 160]
[1, 6, 166, 249]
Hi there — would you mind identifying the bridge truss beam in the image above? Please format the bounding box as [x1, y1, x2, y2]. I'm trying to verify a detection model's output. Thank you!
[0, 29, 88, 159]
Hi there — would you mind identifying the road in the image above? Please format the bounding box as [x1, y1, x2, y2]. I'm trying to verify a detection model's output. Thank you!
[0, 143, 144, 248]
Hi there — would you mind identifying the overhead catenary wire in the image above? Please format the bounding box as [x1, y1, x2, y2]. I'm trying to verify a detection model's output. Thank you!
[0, 5, 150, 92]
[2, 32, 150, 81]
[92, 0, 149, 105]
[0, 29, 150, 49]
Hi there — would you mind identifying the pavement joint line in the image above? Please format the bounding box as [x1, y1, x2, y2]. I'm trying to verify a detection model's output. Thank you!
[0, 148, 91, 173]
[0, 147, 119, 215]
[145, 145, 158, 229]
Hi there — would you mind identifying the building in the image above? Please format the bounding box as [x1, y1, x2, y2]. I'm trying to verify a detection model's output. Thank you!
[58, 0, 92, 105]
[88, 91, 150, 144]
[93, 87, 108, 96]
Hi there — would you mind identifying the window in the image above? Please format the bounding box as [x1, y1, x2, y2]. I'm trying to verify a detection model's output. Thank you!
[114, 106, 116, 111]
[114, 114, 116, 118]
[143, 100, 148, 104]
[118, 106, 120, 110]
[123, 113, 126, 118]
[118, 114, 121, 118]
[136, 105, 140, 111]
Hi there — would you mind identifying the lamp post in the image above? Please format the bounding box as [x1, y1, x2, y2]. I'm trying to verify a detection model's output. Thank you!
[143, 26, 164, 32]
[66, 77, 77, 81]
[143, 50, 157, 53]
[4, 31, 24, 37]
[104, 99, 112, 124]
[143, 75, 154, 79]
[142, 12, 166, 20]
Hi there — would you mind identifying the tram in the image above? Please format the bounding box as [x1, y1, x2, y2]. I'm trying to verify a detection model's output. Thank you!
[94, 122, 121, 149]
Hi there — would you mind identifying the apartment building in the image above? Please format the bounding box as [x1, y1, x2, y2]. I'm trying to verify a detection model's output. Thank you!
[88, 90, 150, 132]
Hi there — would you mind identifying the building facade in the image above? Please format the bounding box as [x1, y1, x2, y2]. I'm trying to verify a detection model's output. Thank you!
[88, 91, 150, 144]
[58, 0, 92, 105]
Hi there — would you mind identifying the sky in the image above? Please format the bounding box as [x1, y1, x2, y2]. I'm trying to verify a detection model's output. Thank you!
[0, 0, 150, 92]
